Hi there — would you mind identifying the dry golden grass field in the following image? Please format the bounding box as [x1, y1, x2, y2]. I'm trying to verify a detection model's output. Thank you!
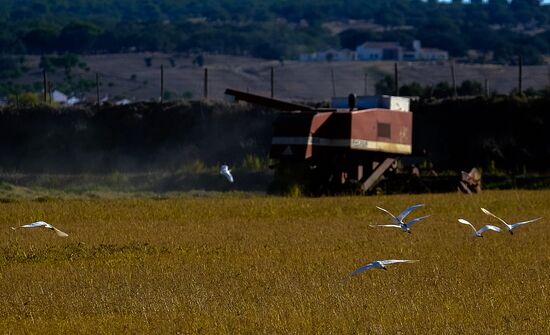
[1, 190, 549, 334]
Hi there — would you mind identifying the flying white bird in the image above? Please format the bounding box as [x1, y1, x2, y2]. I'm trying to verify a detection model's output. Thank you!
[458, 218, 501, 237]
[220, 164, 234, 183]
[350, 259, 419, 276]
[11, 221, 68, 237]
[481, 207, 542, 235]
[371, 204, 429, 233]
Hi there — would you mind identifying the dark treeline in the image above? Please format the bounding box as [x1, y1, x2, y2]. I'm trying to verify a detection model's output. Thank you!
[375, 76, 550, 98]
[0, 97, 548, 175]
[0, 0, 549, 64]
[0, 101, 276, 173]
[412, 96, 549, 174]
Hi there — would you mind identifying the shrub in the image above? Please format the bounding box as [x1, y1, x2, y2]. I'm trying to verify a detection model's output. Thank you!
[241, 154, 267, 172]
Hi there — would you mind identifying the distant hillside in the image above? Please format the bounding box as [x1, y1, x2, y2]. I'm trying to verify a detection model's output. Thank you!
[0, 0, 548, 64]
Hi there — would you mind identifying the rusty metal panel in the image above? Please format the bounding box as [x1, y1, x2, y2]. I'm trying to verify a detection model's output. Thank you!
[350, 108, 412, 154]
[270, 113, 315, 159]
[311, 112, 350, 139]
[270, 108, 412, 159]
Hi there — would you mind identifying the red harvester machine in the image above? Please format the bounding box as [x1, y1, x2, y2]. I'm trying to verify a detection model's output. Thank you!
[225, 89, 413, 195]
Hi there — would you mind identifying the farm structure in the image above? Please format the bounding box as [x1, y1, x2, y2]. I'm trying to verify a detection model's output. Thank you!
[225, 89, 413, 194]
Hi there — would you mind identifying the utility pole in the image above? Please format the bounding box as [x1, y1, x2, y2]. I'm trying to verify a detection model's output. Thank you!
[203, 67, 208, 99]
[484, 78, 488, 98]
[43, 70, 48, 103]
[160, 64, 164, 103]
[518, 55, 523, 95]
[364, 71, 368, 96]
[270, 66, 274, 98]
[451, 61, 457, 99]
[394, 63, 399, 96]
[96, 73, 100, 107]
[48, 81, 52, 104]
[330, 69, 336, 97]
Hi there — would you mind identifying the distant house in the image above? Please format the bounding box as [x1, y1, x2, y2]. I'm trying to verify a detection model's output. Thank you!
[115, 99, 132, 106]
[52, 90, 68, 104]
[403, 40, 448, 61]
[299, 48, 356, 62]
[356, 41, 403, 61]
[67, 96, 81, 106]
[78, 96, 98, 105]
[299, 40, 448, 63]
[357, 40, 448, 62]
[415, 48, 448, 61]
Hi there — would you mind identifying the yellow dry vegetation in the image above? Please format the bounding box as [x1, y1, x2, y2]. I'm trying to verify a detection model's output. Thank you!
[1, 190, 549, 334]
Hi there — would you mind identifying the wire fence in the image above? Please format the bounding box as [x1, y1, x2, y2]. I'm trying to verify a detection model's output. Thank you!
[9, 55, 550, 105]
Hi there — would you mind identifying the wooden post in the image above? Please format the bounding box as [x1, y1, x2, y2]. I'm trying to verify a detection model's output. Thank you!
[361, 158, 396, 193]
[331, 69, 336, 97]
[364, 71, 368, 96]
[48, 81, 52, 104]
[270, 66, 274, 98]
[160, 64, 165, 103]
[203, 67, 208, 99]
[451, 61, 457, 99]
[394, 63, 399, 96]
[518, 55, 523, 95]
[43, 70, 47, 103]
[15, 93, 19, 109]
[96, 73, 100, 107]
[484, 78, 488, 98]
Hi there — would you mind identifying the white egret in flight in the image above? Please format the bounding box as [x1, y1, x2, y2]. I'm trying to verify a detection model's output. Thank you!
[458, 218, 500, 237]
[481, 207, 542, 235]
[371, 204, 429, 233]
[351, 259, 419, 276]
[220, 164, 234, 183]
[11, 221, 68, 237]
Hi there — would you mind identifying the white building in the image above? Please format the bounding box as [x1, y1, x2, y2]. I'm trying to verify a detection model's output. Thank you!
[67, 96, 81, 106]
[299, 49, 356, 62]
[356, 41, 403, 61]
[300, 40, 448, 62]
[52, 90, 68, 104]
[415, 48, 448, 61]
[402, 40, 448, 61]
[115, 99, 132, 106]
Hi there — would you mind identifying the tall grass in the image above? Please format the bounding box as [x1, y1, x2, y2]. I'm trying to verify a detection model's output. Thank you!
[1, 190, 549, 333]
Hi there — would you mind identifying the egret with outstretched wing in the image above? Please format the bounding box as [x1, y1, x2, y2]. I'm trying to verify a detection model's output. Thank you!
[220, 164, 234, 183]
[371, 204, 429, 233]
[376, 204, 424, 224]
[11, 221, 68, 237]
[481, 208, 542, 235]
[458, 218, 500, 237]
[351, 259, 418, 276]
